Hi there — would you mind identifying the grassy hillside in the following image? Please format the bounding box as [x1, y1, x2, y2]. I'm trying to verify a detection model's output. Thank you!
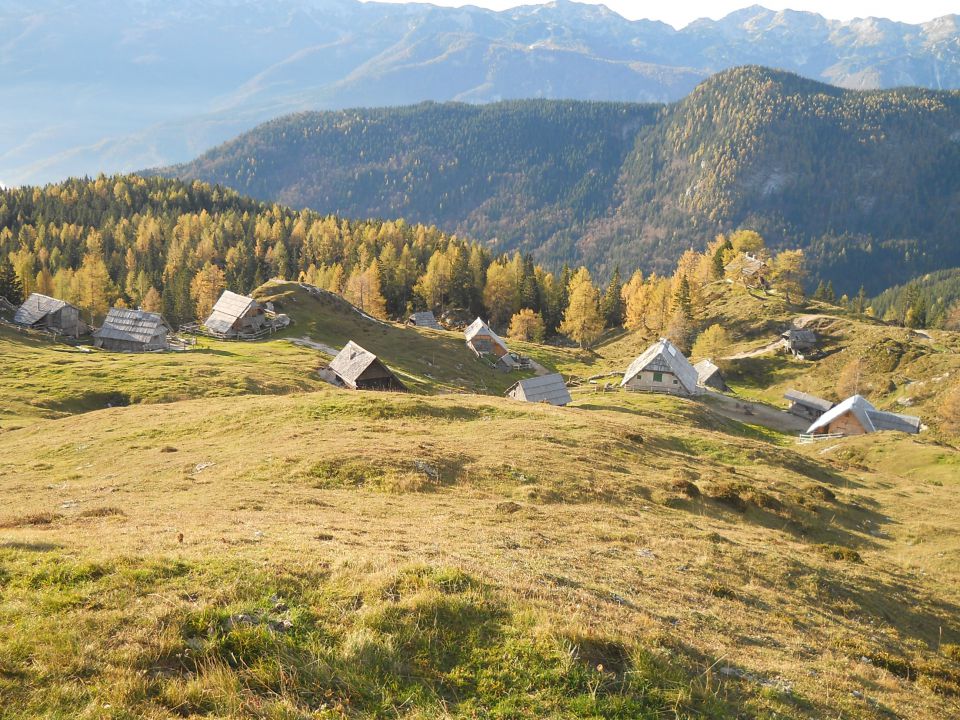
[1, 384, 959, 718]
[163, 67, 960, 292]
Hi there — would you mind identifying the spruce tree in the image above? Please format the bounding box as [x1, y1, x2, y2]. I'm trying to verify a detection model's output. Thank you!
[0, 257, 24, 305]
[600, 265, 624, 328]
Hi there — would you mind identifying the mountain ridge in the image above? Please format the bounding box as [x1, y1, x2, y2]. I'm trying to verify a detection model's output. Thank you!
[3, 0, 960, 185]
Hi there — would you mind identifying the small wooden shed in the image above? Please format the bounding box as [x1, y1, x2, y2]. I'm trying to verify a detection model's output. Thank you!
[203, 290, 266, 337]
[693, 359, 728, 391]
[784, 390, 833, 422]
[806, 395, 920, 436]
[13, 293, 87, 336]
[621, 338, 701, 396]
[328, 341, 405, 391]
[407, 311, 442, 330]
[93, 308, 171, 352]
[724, 252, 769, 289]
[506, 373, 571, 406]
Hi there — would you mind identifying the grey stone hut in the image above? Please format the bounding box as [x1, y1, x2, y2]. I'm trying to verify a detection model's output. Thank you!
[621, 338, 701, 396]
[13, 293, 87, 336]
[328, 341, 405, 391]
[93, 308, 171, 352]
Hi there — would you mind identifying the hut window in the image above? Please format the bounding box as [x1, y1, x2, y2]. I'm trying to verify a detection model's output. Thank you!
[653, 372, 663, 382]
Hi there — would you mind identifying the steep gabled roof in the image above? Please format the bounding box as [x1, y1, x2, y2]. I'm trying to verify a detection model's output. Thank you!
[621, 338, 699, 393]
[464, 317, 509, 353]
[806, 395, 920, 435]
[507, 373, 571, 406]
[409, 311, 442, 330]
[784, 389, 833, 412]
[693, 359, 722, 384]
[724, 252, 768, 278]
[328, 340, 405, 390]
[14, 293, 68, 326]
[204, 290, 258, 334]
[782, 328, 817, 344]
[94, 308, 170, 344]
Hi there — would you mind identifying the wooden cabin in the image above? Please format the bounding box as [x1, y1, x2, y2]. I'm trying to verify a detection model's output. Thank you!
[203, 290, 266, 337]
[93, 308, 171, 352]
[464, 318, 517, 370]
[806, 395, 920, 436]
[784, 390, 833, 422]
[693, 359, 728, 392]
[328, 341, 405, 391]
[621, 339, 701, 396]
[505, 373, 571, 406]
[407, 311, 442, 330]
[13, 293, 87, 336]
[724, 252, 769, 289]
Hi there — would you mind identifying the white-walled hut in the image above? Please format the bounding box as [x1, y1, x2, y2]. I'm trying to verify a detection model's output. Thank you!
[693, 359, 728, 392]
[328, 341, 405, 391]
[13, 293, 87, 336]
[93, 308, 171, 352]
[407, 311, 442, 330]
[784, 390, 833, 422]
[806, 395, 920, 437]
[464, 318, 517, 370]
[506, 373, 571, 406]
[203, 290, 266, 337]
[621, 338, 701, 396]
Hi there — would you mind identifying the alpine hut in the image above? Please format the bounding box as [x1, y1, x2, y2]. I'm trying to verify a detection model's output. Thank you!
[784, 390, 833, 422]
[781, 328, 817, 357]
[13, 293, 87, 336]
[621, 338, 701, 396]
[724, 252, 769, 289]
[506, 373, 571, 406]
[806, 395, 920, 436]
[328, 341, 405, 391]
[93, 308, 171, 352]
[203, 290, 266, 338]
[464, 318, 517, 370]
[693, 359, 728, 392]
[407, 311, 442, 330]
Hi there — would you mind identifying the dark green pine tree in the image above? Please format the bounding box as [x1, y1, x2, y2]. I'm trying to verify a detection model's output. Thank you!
[601, 265, 624, 328]
[853, 285, 867, 315]
[813, 280, 827, 301]
[519, 254, 541, 312]
[825, 280, 836, 304]
[674, 274, 693, 321]
[0, 257, 24, 305]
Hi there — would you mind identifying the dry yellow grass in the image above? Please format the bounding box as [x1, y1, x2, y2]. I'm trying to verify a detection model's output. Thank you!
[1, 385, 958, 718]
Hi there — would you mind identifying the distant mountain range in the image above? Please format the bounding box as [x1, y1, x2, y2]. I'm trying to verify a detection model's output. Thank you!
[2, 0, 960, 185]
[161, 67, 960, 294]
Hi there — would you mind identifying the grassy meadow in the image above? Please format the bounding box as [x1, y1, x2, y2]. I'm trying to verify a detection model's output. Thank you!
[1, 281, 959, 718]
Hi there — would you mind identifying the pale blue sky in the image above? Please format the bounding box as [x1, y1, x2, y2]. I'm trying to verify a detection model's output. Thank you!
[364, 1, 958, 28]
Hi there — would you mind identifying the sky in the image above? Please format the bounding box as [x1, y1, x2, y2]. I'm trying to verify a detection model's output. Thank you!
[364, 1, 958, 28]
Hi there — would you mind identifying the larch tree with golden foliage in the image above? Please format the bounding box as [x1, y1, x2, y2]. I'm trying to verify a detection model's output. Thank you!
[692, 324, 732, 361]
[190, 262, 226, 321]
[344, 260, 388, 319]
[772, 249, 807, 304]
[507, 308, 546, 343]
[560, 267, 603, 348]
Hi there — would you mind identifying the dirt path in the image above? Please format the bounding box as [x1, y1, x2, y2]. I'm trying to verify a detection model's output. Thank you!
[289, 336, 339, 356]
[528, 358, 552, 377]
[722, 338, 785, 360]
[701, 391, 808, 434]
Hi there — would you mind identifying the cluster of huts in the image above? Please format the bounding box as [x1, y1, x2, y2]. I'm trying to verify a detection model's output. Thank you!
[10, 289, 280, 352]
[10, 289, 922, 439]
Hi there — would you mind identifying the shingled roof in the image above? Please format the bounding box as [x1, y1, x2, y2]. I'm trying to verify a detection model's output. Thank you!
[204, 290, 259, 334]
[464, 317, 509, 354]
[94, 308, 170, 344]
[621, 338, 700, 394]
[784, 390, 833, 412]
[506, 373, 571, 406]
[807, 395, 920, 435]
[14, 293, 68, 326]
[409, 311, 442, 330]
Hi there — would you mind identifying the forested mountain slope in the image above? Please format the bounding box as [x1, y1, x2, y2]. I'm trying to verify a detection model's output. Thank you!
[163, 67, 960, 293]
